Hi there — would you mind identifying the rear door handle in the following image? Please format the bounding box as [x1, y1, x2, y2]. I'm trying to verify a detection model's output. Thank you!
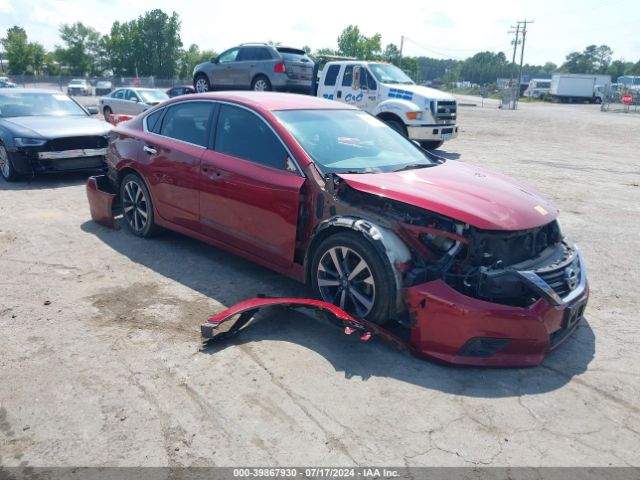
[143, 145, 157, 155]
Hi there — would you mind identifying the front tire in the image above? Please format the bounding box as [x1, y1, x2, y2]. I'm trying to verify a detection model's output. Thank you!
[310, 232, 395, 324]
[119, 173, 159, 237]
[194, 74, 210, 93]
[385, 119, 407, 137]
[419, 140, 444, 150]
[103, 106, 113, 120]
[251, 75, 272, 92]
[0, 144, 22, 182]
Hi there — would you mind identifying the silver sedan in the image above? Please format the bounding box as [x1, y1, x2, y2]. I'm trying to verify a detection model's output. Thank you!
[99, 87, 169, 118]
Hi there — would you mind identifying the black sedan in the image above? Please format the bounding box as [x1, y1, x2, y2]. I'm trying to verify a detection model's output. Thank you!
[0, 89, 112, 181]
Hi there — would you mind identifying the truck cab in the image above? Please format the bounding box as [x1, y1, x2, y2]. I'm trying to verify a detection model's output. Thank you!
[315, 61, 458, 150]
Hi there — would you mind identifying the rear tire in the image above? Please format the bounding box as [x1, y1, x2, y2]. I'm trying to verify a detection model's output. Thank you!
[119, 173, 159, 238]
[310, 232, 395, 325]
[251, 75, 272, 92]
[419, 140, 444, 150]
[0, 144, 22, 182]
[194, 74, 210, 93]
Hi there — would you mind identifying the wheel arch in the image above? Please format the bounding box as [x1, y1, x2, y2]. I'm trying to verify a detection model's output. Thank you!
[304, 216, 412, 313]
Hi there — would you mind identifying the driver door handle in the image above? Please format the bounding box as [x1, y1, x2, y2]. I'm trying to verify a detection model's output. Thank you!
[143, 145, 157, 155]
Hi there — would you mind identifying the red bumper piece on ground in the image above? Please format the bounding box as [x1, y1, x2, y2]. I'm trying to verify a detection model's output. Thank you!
[202, 280, 588, 368]
[86, 175, 117, 229]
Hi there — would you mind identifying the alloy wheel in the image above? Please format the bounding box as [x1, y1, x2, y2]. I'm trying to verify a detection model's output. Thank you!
[316, 246, 376, 317]
[122, 180, 149, 233]
[253, 79, 269, 91]
[195, 78, 209, 93]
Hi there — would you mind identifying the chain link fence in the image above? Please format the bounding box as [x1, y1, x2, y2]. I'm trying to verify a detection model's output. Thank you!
[5, 75, 192, 95]
[600, 85, 640, 113]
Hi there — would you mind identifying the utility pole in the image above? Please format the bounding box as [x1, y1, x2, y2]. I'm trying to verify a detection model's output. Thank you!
[399, 35, 404, 69]
[508, 25, 520, 110]
[515, 19, 534, 110]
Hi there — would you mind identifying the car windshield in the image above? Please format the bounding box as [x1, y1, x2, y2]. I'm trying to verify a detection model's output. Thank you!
[369, 63, 414, 85]
[70, 79, 85, 85]
[274, 109, 437, 174]
[138, 90, 169, 103]
[0, 92, 87, 117]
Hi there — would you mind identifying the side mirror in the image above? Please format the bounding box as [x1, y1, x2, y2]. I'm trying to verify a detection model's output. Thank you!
[131, 97, 139, 103]
[352, 66, 361, 90]
[87, 106, 98, 115]
[211, 56, 219, 64]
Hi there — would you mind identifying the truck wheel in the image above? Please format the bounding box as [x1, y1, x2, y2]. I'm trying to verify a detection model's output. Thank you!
[385, 119, 407, 137]
[0, 144, 22, 182]
[419, 140, 444, 150]
[310, 231, 395, 325]
[120, 173, 159, 238]
[251, 75, 272, 92]
[194, 74, 210, 93]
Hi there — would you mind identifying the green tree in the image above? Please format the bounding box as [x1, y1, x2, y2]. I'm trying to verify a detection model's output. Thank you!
[382, 43, 400, 65]
[1, 26, 32, 74]
[104, 10, 182, 77]
[457, 51, 509, 84]
[178, 44, 216, 79]
[55, 22, 101, 75]
[561, 45, 613, 74]
[542, 62, 557, 74]
[136, 9, 182, 77]
[336, 25, 381, 60]
[29, 42, 46, 75]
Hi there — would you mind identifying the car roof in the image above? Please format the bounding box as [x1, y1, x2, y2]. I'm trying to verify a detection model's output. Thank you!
[184, 91, 357, 111]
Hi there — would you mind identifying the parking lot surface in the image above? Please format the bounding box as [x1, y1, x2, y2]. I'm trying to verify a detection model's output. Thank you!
[1, 98, 639, 467]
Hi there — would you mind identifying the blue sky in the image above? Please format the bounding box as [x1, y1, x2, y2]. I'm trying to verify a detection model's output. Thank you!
[1, 0, 639, 66]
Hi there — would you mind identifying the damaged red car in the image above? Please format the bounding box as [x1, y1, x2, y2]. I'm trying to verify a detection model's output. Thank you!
[90, 91, 588, 366]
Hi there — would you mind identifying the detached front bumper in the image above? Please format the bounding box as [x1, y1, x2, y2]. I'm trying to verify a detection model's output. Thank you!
[405, 260, 589, 367]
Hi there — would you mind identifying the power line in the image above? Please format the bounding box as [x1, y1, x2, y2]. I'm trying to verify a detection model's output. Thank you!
[508, 24, 521, 110]
[516, 20, 534, 110]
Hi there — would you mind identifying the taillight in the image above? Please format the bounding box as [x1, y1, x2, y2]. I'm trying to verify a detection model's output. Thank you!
[274, 62, 286, 74]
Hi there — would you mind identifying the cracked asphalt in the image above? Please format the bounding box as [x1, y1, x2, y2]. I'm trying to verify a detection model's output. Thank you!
[0, 97, 639, 467]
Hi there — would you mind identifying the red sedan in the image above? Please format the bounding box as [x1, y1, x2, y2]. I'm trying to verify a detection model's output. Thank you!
[91, 91, 588, 366]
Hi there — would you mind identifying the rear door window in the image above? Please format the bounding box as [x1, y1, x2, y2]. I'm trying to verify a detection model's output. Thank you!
[323, 65, 340, 86]
[159, 102, 214, 147]
[215, 104, 287, 170]
[113, 89, 125, 99]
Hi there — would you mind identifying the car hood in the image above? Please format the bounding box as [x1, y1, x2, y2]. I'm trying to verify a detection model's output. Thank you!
[338, 161, 558, 231]
[2, 116, 111, 139]
[384, 84, 455, 101]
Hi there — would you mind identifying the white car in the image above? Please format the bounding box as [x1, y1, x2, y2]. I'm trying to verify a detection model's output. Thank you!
[67, 79, 91, 96]
[99, 88, 169, 117]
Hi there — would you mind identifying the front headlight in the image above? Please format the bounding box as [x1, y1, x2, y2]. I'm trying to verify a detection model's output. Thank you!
[14, 138, 47, 147]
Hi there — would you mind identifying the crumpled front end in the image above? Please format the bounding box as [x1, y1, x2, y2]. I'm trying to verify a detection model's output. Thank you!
[404, 249, 589, 367]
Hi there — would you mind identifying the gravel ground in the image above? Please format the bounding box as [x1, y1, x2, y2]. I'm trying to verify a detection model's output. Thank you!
[0, 97, 639, 468]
